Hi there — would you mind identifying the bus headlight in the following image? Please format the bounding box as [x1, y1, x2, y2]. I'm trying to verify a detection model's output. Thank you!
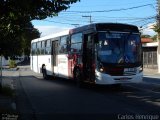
[138, 66, 143, 73]
[98, 62, 104, 72]
[100, 67, 104, 72]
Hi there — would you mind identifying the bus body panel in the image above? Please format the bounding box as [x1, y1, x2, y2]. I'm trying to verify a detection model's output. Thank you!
[57, 54, 69, 78]
[30, 55, 33, 70]
[31, 55, 53, 75]
[53, 66, 58, 76]
[38, 55, 52, 75]
[32, 55, 38, 73]
[30, 23, 143, 85]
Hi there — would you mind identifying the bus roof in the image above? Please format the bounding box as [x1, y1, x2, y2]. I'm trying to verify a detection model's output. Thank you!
[31, 29, 69, 43]
[31, 23, 139, 43]
[69, 23, 139, 34]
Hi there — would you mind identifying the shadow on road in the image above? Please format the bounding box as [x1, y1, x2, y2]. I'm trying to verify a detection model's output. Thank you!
[16, 74, 160, 119]
[31, 75, 141, 94]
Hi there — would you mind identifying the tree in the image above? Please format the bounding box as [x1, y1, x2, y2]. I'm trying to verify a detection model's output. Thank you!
[141, 34, 151, 38]
[0, 21, 40, 59]
[151, 34, 158, 41]
[0, 0, 79, 58]
[20, 22, 40, 56]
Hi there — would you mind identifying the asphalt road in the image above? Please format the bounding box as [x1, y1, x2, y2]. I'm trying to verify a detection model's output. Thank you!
[13, 67, 160, 120]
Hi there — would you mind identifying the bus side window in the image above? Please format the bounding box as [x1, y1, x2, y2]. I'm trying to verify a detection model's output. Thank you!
[70, 33, 82, 53]
[41, 41, 45, 55]
[66, 36, 71, 52]
[31, 43, 34, 55]
[71, 43, 82, 53]
[59, 35, 69, 54]
[45, 39, 51, 55]
[37, 42, 41, 55]
[32, 42, 37, 55]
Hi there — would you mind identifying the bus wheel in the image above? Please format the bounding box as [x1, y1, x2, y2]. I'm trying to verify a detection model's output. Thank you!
[42, 67, 48, 80]
[74, 68, 83, 87]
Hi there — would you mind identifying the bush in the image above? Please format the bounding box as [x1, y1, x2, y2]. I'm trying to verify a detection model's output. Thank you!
[9, 60, 17, 68]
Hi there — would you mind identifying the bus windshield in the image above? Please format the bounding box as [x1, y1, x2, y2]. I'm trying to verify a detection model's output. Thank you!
[97, 32, 142, 65]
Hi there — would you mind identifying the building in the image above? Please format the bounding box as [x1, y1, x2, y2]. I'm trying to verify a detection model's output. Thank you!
[141, 38, 158, 69]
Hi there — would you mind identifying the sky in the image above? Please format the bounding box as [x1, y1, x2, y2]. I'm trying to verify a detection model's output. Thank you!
[32, 0, 157, 37]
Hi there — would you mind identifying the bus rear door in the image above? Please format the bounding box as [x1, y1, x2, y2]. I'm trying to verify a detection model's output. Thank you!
[52, 40, 59, 75]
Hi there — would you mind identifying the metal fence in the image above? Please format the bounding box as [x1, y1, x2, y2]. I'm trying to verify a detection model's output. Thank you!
[143, 51, 158, 69]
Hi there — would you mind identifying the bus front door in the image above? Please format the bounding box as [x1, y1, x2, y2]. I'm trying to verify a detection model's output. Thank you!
[83, 34, 95, 83]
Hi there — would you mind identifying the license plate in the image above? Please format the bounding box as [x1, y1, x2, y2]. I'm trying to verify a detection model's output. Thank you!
[120, 77, 129, 80]
[124, 68, 136, 72]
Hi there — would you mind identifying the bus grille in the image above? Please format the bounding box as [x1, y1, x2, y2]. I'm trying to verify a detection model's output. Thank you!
[104, 67, 136, 76]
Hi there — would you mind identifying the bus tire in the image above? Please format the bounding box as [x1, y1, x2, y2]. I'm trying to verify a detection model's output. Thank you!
[42, 67, 48, 80]
[74, 68, 83, 87]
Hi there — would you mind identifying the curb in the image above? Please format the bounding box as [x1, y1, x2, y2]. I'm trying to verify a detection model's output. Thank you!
[2, 67, 19, 71]
[143, 75, 160, 79]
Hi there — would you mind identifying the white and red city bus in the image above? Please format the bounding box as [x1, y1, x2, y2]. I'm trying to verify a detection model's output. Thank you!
[31, 23, 143, 85]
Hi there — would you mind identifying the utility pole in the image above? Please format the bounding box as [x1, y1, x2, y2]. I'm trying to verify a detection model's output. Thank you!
[82, 15, 92, 24]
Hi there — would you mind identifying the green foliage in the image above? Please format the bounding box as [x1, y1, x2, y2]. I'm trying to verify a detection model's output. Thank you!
[152, 24, 160, 33]
[141, 34, 151, 38]
[151, 34, 158, 41]
[0, 0, 79, 58]
[20, 22, 40, 56]
[9, 60, 16, 68]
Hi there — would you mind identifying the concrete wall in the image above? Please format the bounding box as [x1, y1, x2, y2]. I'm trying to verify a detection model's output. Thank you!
[1, 56, 24, 66]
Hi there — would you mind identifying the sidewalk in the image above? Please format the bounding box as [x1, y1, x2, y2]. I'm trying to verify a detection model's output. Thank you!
[143, 68, 160, 75]
[0, 70, 17, 114]
[143, 68, 160, 79]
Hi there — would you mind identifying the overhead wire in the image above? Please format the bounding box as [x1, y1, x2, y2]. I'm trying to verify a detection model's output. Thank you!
[63, 4, 154, 13]
[42, 19, 82, 26]
[69, 1, 156, 8]
[39, 2, 157, 28]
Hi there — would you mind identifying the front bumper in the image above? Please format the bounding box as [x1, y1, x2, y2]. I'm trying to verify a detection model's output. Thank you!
[95, 70, 143, 85]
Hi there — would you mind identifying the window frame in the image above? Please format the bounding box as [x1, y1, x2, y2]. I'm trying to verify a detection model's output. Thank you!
[70, 32, 83, 54]
[45, 39, 51, 55]
[71, 33, 82, 44]
[59, 35, 69, 54]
